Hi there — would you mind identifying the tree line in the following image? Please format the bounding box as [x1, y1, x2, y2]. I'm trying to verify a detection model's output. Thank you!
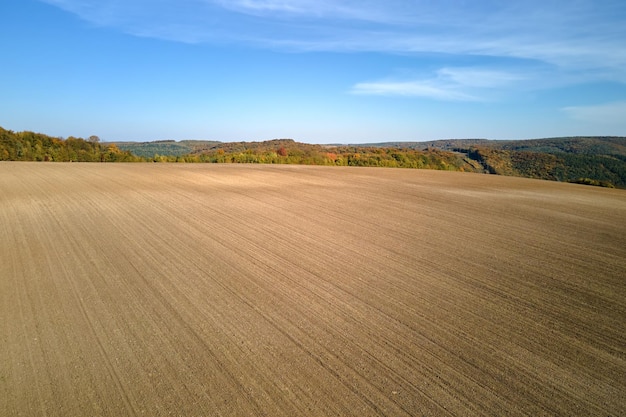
[150, 143, 482, 172]
[2, 126, 624, 188]
[0, 127, 140, 162]
[0, 127, 479, 172]
[465, 147, 625, 188]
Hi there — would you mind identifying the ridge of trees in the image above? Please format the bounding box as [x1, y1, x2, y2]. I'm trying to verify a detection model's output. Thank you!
[2, 126, 625, 188]
[110, 139, 222, 158]
[464, 147, 625, 188]
[0, 127, 140, 162]
[364, 136, 626, 157]
[114, 135, 626, 187]
[164, 141, 483, 172]
[366, 137, 626, 188]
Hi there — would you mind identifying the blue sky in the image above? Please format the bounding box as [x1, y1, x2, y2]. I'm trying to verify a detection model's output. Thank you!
[1, 0, 625, 143]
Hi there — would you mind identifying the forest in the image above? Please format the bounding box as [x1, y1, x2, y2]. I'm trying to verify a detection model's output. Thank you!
[462, 146, 626, 188]
[1, 126, 624, 188]
[0, 128, 481, 171]
[0, 127, 139, 162]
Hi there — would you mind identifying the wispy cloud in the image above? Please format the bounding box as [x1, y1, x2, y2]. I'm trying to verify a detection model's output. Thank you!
[39, 0, 626, 85]
[213, 0, 410, 23]
[562, 102, 626, 125]
[39, 2, 625, 53]
[219, 0, 312, 14]
[351, 67, 527, 101]
[351, 80, 477, 101]
[435, 68, 525, 89]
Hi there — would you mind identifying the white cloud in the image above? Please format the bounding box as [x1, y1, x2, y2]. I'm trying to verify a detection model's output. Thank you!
[351, 67, 528, 101]
[214, 0, 312, 15]
[213, 0, 406, 22]
[562, 102, 626, 125]
[39, 0, 626, 84]
[351, 80, 476, 101]
[436, 68, 525, 88]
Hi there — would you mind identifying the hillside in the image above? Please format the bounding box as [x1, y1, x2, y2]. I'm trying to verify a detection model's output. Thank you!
[361, 137, 626, 188]
[492, 137, 626, 156]
[113, 135, 626, 188]
[462, 138, 626, 188]
[2, 126, 625, 187]
[110, 137, 484, 171]
[364, 136, 626, 157]
[111, 139, 221, 158]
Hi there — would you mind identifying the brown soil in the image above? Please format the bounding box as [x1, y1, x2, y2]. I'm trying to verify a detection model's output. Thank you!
[1, 162, 625, 416]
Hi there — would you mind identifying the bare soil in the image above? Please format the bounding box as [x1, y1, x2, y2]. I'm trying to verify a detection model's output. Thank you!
[1, 162, 625, 416]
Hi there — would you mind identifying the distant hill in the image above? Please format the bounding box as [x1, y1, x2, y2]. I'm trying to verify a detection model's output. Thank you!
[145, 138, 484, 172]
[353, 139, 493, 151]
[493, 137, 626, 157]
[360, 136, 626, 157]
[109, 139, 221, 158]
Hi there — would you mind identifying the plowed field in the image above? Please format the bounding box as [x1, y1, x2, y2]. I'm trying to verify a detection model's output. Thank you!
[1, 162, 625, 416]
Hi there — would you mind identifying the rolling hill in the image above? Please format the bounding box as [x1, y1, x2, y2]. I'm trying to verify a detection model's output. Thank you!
[2, 126, 625, 187]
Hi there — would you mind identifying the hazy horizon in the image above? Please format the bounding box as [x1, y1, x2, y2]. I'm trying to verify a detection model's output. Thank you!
[99, 136, 625, 146]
